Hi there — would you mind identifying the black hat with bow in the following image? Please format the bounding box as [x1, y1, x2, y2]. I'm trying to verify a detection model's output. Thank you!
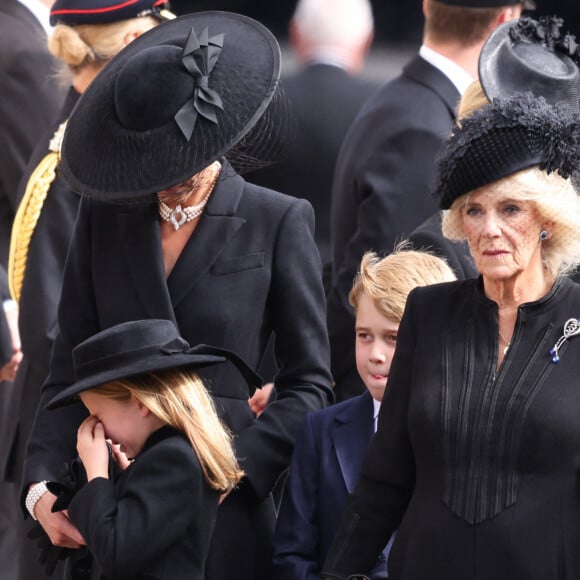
[435, 92, 580, 210]
[47, 319, 262, 409]
[59, 11, 284, 200]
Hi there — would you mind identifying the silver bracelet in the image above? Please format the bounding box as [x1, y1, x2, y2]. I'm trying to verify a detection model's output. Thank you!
[25, 481, 49, 521]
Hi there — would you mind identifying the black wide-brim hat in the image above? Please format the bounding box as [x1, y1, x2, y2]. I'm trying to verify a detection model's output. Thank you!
[60, 11, 281, 199]
[480, 16, 580, 110]
[47, 319, 262, 409]
[435, 92, 580, 209]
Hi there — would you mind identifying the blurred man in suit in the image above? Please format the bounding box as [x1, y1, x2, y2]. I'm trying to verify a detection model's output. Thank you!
[0, 0, 64, 268]
[327, 0, 533, 402]
[248, 0, 377, 279]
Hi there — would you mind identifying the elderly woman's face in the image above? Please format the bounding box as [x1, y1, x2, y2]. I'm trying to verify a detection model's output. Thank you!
[462, 187, 545, 282]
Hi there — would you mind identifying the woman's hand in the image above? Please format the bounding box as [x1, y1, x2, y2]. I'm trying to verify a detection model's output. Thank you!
[34, 491, 85, 548]
[77, 416, 109, 481]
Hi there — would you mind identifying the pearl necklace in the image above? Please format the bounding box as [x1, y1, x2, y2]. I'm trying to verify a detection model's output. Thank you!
[158, 162, 221, 231]
[158, 194, 210, 231]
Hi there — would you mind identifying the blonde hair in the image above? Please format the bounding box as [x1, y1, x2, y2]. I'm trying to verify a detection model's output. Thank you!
[349, 245, 457, 323]
[442, 167, 580, 277]
[456, 80, 488, 124]
[90, 369, 243, 492]
[48, 16, 159, 71]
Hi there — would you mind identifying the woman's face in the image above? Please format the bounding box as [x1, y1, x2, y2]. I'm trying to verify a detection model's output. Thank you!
[462, 186, 546, 282]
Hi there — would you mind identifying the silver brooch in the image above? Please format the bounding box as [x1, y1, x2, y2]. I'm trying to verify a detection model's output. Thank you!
[550, 318, 580, 363]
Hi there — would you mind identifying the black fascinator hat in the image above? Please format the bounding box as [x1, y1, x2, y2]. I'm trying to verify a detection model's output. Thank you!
[480, 16, 580, 110]
[60, 11, 284, 199]
[435, 92, 580, 210]
[47, 319, 262, 409]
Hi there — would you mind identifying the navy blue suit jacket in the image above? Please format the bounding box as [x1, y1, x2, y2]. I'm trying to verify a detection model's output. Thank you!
[273, 391, 391, 579]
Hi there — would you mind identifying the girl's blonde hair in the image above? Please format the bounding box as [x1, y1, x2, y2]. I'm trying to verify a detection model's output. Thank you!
[90, 368, 243, 493]
[442, 167, 580, 278]
[349, 245, 457, 323]
[48, 16, 159, 71]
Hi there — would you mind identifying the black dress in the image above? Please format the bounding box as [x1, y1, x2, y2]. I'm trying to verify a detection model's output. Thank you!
[323, 276, 580, 580]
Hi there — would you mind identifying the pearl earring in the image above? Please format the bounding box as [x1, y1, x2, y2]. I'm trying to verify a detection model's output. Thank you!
[539, 230, 549, 241]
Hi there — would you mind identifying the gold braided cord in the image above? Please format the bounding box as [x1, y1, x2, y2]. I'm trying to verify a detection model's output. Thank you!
[8, 152, 59, 303]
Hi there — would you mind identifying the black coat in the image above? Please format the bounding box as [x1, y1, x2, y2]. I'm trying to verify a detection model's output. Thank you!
[247, 63, 378, 271]
[24, 163, 333, 580]
[324, 276, 580, 580]
[7, 89, 81, 484]
[327, 54, 460, 402]
[69, 427, 218, 580]
[0, 0, 64, 267]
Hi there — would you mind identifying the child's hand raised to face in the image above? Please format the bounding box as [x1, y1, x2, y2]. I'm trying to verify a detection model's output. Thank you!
[77, 415, 111, 481]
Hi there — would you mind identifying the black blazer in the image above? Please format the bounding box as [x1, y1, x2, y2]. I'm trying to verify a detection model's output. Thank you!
[24, 163, 333, 580]
[69, 426, 218, 580]
[324, 276, 580, 580]
[327, 54, 460, 401]
[0, 0, 64, 267]
[273, 391, 390, 580]
[247, 63, 378, 271]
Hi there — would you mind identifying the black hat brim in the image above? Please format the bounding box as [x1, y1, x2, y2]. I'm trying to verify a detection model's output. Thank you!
[60, 11, 281, 200]
[47, 352, 226, 409]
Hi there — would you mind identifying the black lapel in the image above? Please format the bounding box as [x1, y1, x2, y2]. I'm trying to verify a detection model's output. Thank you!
[332, 392, 374, 493]
[403, 54, 461, 120]
[117, 201, 177, 324]
[167, 164, 246, 307]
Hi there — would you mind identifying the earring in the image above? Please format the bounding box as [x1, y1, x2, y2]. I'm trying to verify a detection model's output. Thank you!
[539, 230, 549, 241]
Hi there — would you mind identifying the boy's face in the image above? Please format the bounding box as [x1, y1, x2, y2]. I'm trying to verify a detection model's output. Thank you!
[355, 293, 399, 402]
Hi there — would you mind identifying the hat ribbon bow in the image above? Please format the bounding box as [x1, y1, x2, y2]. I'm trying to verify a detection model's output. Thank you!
[174, 27, 225, 141]
[159, 341, 263, 395]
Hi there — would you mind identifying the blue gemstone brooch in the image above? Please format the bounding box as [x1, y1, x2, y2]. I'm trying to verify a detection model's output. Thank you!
[550, 318, 580, 363]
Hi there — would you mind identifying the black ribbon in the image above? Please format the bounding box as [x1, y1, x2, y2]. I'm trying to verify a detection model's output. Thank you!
[159, 342, 263, 396]
[174, 27, 225, 141]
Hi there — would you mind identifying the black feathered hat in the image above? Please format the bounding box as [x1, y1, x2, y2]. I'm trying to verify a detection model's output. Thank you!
[480, 16, 580, 110]
[50, 0, 174, 26]
[59, 11, 283, 199]
[435, 93, 580, 209]
[47, 319, 262, 409]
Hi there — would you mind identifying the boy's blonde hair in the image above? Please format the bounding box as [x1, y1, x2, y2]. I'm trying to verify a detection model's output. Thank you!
[349, 245, 457, 323]
[89, 369, 243, 493]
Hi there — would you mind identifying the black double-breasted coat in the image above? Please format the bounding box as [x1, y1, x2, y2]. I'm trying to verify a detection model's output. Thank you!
[24, 163, 333, 580]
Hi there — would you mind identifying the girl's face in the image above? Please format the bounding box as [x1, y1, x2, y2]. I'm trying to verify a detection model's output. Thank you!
[79, 391, 154, 459]
[355, 293, 399, 403]
[462, 188, 546, 282]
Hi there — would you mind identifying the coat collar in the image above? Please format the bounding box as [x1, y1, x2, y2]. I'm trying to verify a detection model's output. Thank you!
[116, 161, 246, 316]
[332, 391, 375, 493]
[403, 53, 461, 120]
